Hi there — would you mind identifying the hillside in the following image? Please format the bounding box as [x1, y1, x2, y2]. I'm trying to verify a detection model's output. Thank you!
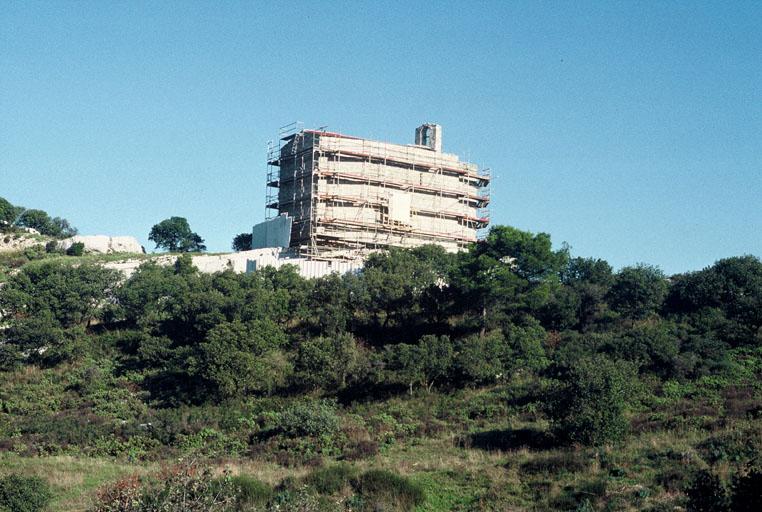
[0, 225, 760, 511]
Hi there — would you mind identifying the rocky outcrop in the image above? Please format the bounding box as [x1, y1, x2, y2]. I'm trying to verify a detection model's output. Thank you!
[59, 235, 144, 254]
[0, 232, 48, 252]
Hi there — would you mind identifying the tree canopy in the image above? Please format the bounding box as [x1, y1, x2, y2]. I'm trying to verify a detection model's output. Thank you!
[0, 198, 78, 237]
[148, 216, 206, 252]
[232, 232, 253, 252]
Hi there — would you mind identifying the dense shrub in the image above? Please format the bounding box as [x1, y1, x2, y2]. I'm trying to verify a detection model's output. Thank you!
[292, 333, 364, 391]
[697, 426, 762, 463]
[0, 344, 21, 371]
[685, 469, 730, 512]
[607, 264, 668, 320]
[352, 469, 425, 511]
[0, 261, 120, 328]
[454, 331, 508, 384]
[547, 355, 637, 446]
[383, 335, 454, 393]
[305, 464, 356, 494]
[0, 474, 52, 512]
[66, 241, 85, 256]
[229, 475, 272, 509]
[731, 469, 762, 512]
[277, 400, 341, 439]
[1, 223, 761, 511]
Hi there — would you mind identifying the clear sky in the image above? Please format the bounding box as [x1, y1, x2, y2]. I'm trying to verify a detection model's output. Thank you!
[2, 1, 760, 274]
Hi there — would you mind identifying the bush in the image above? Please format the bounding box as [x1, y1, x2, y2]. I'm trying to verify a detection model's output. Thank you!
[277, 400, 341, 439]
[91, 475, 142, 512]
[731, 469, 762, 512]
[22, 245, 47, 261]
[305, 464, 356, 494]
[66, 242, 85, 256]
[697, 426, 762, 463]
[45, 240, 62, 254]
[0, 474, 53, 512]
[352, 469, 425, 511]
[547, 355, 637, 446]
[92, 462, 236, 512]
[0, 344, 21, 372]
[685, 469, 730, 512]
[229, 474, 272, 509]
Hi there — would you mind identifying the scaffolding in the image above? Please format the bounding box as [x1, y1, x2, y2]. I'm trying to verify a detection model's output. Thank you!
[266, 124, 490, 258]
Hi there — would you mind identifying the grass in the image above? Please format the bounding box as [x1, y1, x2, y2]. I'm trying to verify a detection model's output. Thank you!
[0, 423, 737, 511]
[0, 454, 156, 512]
[0, 379, 757, 511]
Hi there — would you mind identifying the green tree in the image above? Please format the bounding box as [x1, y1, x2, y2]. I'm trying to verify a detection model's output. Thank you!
[548, 355, 637, 445]
[198, 320, 289, 397]
[562, 257, 615, 330]
[685, 469, 730, 512]
[454, 331, 509, 384]
[116, 261, 189, 328]
[536, 283, 581, 331]
[293, 333, 363, 390]
[12, 207, 77, 237]
[384, 335, 453, 393]
[607, 264, 667, 320]
[601, 321, 679, 378]
[148, 216, 206, 252]
[666, 256, 762, 346]
[0, 261, 121, 328]
[231, 232, 252, 251]
[504, 320, 549, 373]
[16, 209, 52, 233]
[305, 273, 357, 335]
[50, 216, 78, 237]
[454, 226, 568, 332]
[0, 196, 15, 225]
[361, 246, 449, 331]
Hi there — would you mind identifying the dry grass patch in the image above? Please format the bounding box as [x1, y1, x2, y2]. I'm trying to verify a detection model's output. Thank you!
[0, 455, 156, 512]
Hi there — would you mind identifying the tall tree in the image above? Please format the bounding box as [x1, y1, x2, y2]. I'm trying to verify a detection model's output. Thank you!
[148, 216, 206, 252]
[16, 209, 52, 234]
[454, 226, 568, 332]
[666, 255, 762, 346]
[0, 196, 15, 225]
[607, 264, 667, 320]
[361, 246, 448, 332]
[231, 232, 252, 251]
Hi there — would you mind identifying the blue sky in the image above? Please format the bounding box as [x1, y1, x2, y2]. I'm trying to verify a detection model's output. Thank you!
[2, 1, 760, 274]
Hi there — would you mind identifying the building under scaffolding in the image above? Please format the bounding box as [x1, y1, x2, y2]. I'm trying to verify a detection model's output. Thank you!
[262, 123, 490, 259]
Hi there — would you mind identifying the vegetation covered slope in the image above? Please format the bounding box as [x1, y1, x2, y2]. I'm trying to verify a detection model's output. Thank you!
[0, 225, 760, 511]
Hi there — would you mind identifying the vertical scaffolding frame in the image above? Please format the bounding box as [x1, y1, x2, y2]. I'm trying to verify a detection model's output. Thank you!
[266, 124, 491, 258]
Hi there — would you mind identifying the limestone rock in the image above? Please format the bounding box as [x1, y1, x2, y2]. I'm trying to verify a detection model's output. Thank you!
[59, 235, 144, 254]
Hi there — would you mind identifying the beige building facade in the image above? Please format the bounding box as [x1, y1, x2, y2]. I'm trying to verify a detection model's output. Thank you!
[266, 124, 490, 258]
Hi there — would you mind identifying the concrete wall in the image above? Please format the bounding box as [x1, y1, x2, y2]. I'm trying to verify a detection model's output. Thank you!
[252, 215, 292, 249]
[104, 249, 282, 279]
[101, 248, 363, 281]
[246, 250, 363, 279]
